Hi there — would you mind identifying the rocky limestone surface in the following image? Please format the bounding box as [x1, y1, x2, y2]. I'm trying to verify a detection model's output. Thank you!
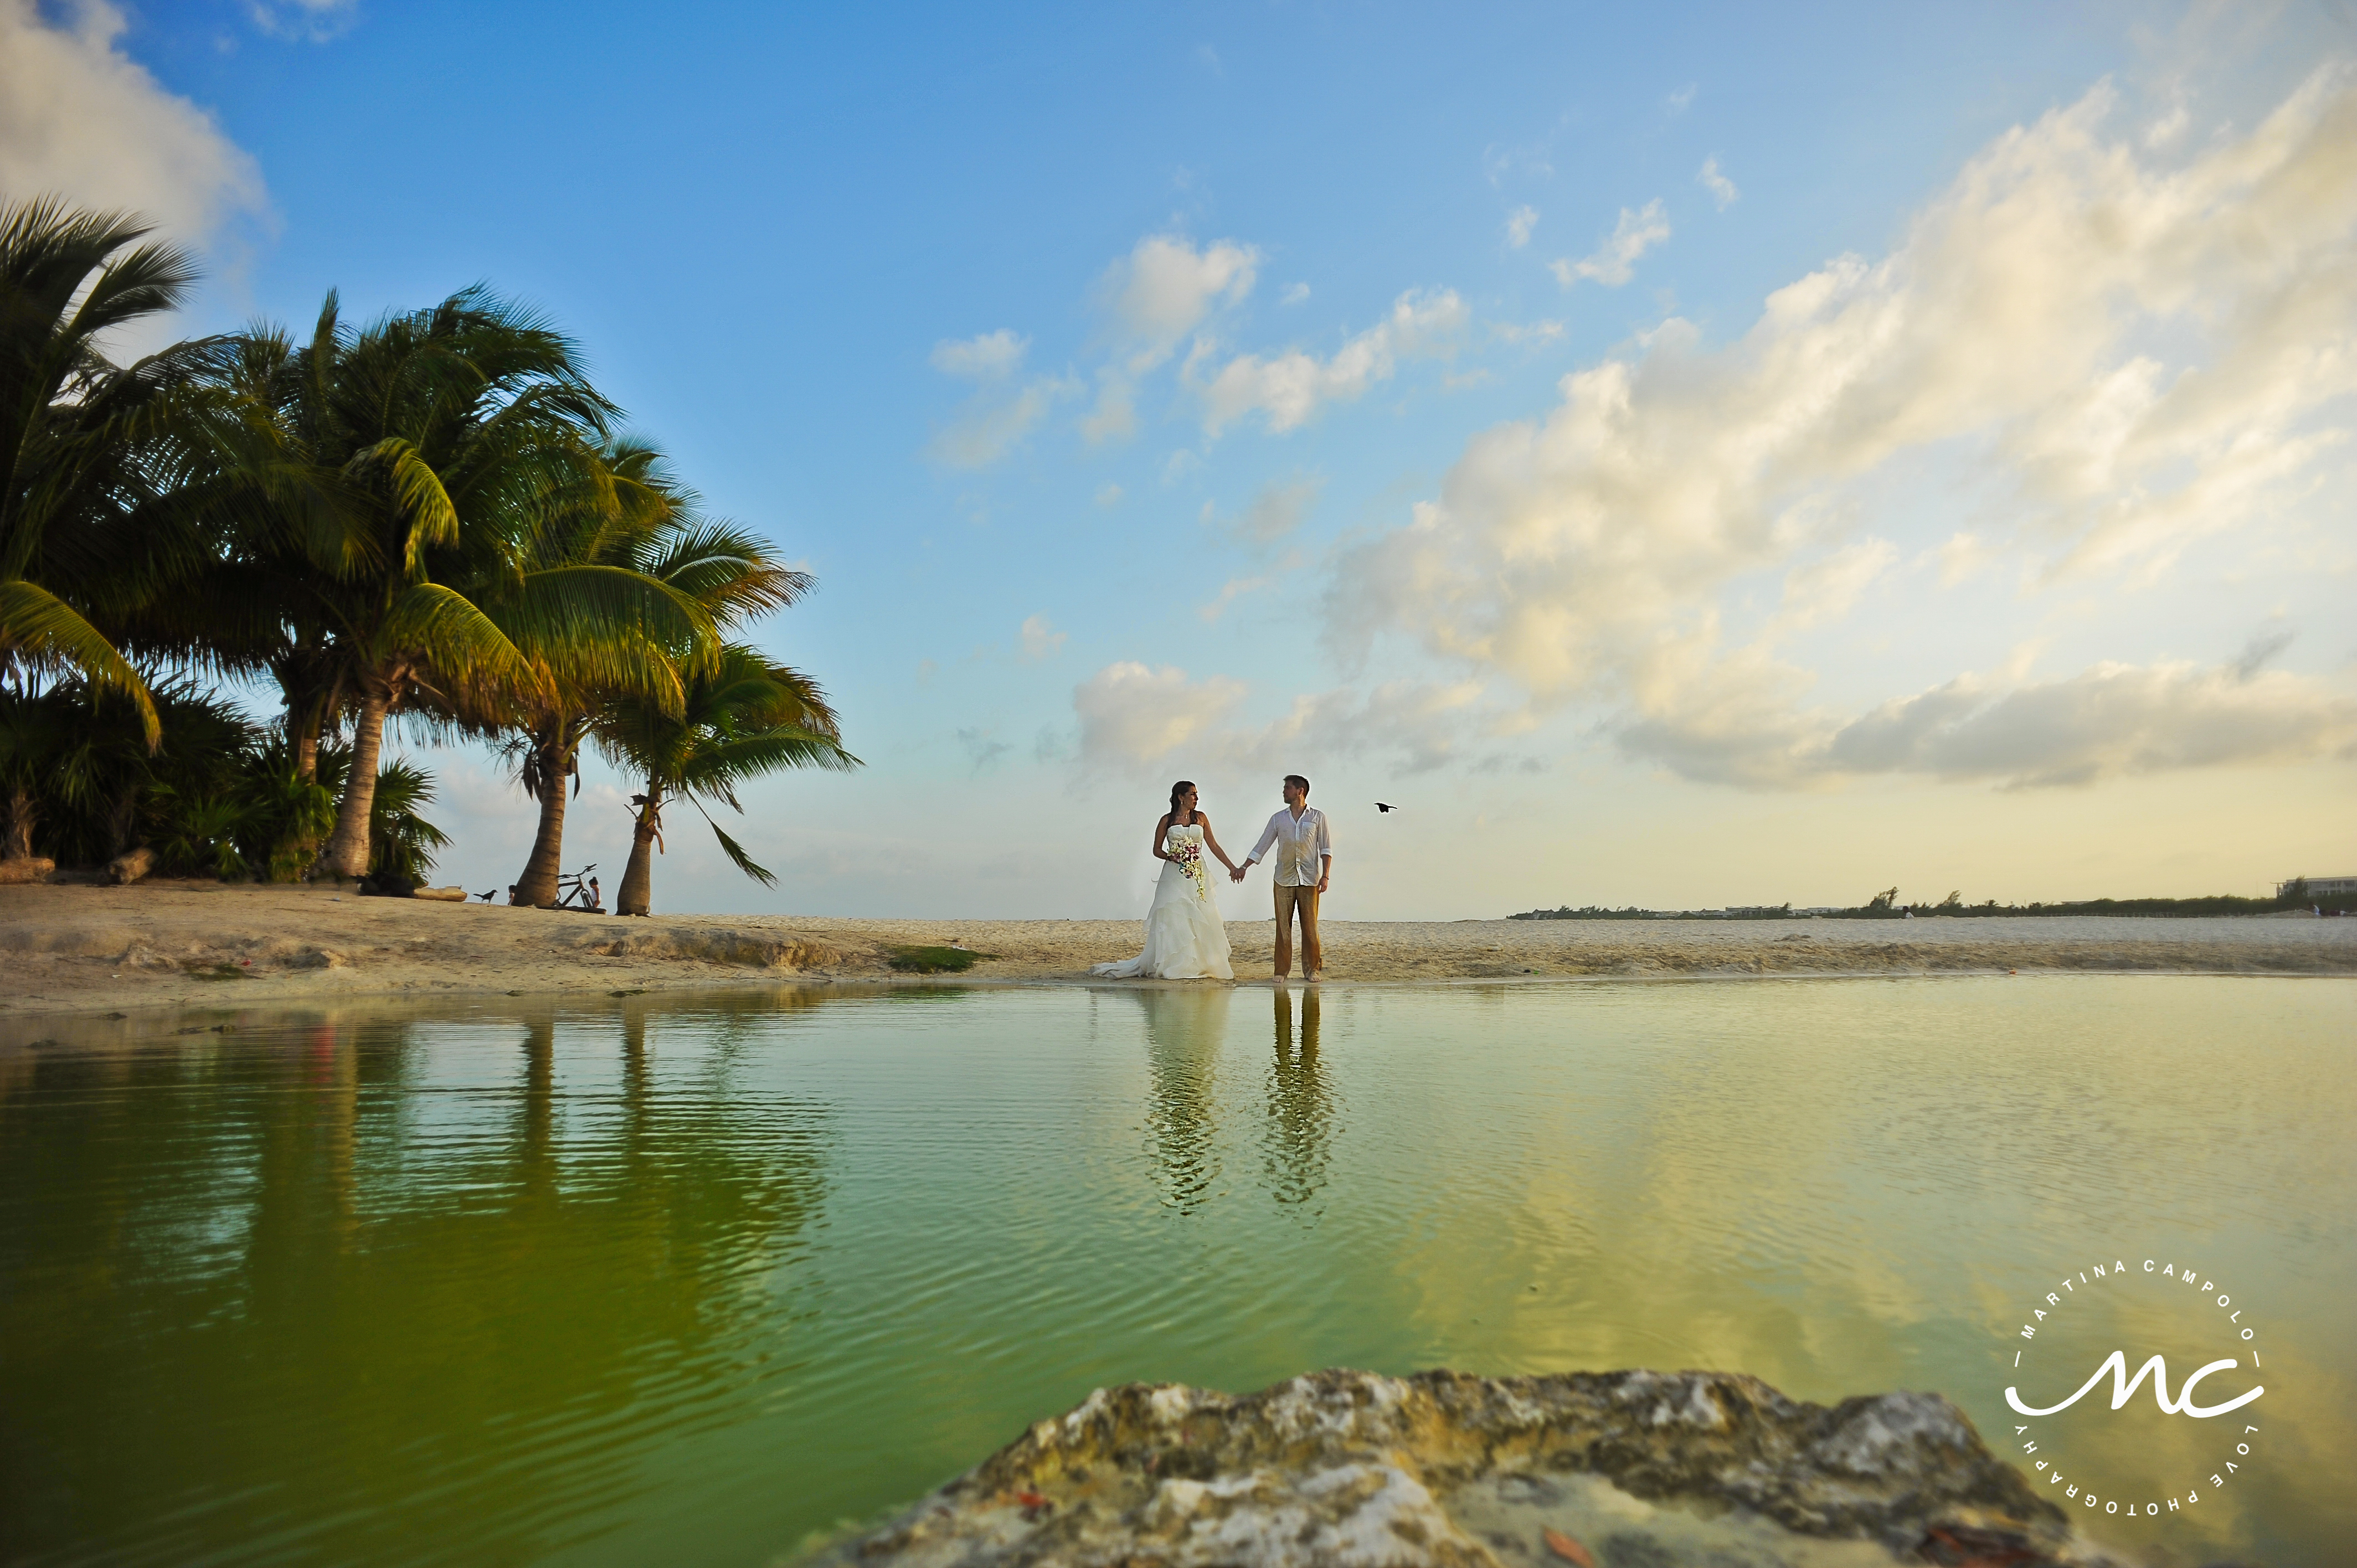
[805, 1369, 2209, 1568]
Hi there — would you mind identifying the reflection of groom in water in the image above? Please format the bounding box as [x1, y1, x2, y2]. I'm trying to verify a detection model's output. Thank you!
[1232, 774, 1332, 980]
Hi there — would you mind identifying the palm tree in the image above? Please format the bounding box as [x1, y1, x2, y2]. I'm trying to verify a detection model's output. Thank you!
[505, 503, 814, 906]
[0, 198, 209, 752]
[594, 645, 856, 917]
[495, 443, 795, 907]
[183, 290, 713, 879]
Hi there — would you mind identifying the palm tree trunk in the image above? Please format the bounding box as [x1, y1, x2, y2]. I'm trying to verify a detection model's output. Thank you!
[320, 682, 390, 878]
[286, 673, 341, 875]
[510, 726, 572, 906]
[616, 783, 661, 916]
[106, 791, 138, 859]
[3, 787, 33, 860]
[274, 656, 336, 785]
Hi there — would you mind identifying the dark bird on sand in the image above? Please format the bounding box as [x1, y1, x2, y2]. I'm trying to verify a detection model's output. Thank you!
[475, 890, 498, 901]
[1375, 802, 1401, 813]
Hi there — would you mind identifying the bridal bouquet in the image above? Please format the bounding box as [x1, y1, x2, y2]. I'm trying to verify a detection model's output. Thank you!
[1169, 835, 1210, 900]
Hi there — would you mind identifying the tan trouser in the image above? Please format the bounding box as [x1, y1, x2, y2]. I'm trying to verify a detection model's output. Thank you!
[1274, 882, 1321, 977]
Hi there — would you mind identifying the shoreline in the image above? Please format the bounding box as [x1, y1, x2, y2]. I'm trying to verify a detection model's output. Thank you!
[4, 879, 2353, 1020]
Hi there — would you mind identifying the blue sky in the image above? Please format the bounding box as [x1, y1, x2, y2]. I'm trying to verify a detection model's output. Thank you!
[9, 0, 2355, 917]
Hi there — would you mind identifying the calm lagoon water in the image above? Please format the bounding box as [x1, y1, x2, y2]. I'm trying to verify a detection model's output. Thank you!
[2, 977, 2351, 1566]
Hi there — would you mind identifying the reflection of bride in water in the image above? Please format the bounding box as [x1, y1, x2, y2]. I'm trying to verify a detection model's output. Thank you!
[1114, 987, 1339, 1218]
[1130, 987, 1230, 1211]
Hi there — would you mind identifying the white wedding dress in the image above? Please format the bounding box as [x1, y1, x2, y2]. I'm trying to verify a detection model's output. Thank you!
[1092, 823, 1234, 980]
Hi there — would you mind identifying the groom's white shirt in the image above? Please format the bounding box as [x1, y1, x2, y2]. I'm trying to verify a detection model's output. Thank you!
[1245, 806, 1332, 887]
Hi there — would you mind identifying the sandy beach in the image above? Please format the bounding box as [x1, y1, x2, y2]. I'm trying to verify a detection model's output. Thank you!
[3, 879, 2351, 1018]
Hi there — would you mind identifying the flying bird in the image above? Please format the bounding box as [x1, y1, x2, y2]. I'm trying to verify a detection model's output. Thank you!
[1375, 802, 1401, 813]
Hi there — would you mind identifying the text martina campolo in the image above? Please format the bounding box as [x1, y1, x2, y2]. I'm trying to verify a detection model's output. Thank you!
[2000, 1257, 2266, 1523]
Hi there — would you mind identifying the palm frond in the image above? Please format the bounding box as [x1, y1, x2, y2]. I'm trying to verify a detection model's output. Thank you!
[703, 817, 778, 888]
[0, 578, 159, 746]
[677, 726, 860, 796]
[639, 517, 813, 625]
[63, 239, 200, 347]
[368, 757, 450, 880]
[347, 436, 461, 573]
[383, 581, 544, 709]
[747, 659, 843, 740]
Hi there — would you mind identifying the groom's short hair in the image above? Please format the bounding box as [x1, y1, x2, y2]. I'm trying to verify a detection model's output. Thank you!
[1284, 773, 1310, 793]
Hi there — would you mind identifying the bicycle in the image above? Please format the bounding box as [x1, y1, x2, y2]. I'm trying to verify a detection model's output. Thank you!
[553, 864, 604, 913]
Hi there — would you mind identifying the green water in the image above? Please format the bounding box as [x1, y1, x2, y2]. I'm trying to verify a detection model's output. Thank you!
[1, 978, 2350, 1566]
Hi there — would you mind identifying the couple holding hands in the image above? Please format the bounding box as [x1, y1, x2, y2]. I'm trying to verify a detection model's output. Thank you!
[1090, 775, 1332, 983]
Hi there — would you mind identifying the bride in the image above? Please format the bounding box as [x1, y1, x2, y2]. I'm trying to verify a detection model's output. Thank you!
[1092, 781, 1240, 980]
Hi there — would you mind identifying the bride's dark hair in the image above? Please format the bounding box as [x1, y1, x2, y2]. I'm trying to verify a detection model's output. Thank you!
[1167, 780, 1196, 822]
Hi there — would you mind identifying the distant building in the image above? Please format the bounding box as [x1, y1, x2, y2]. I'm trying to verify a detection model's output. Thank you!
[2278, 875, 2357, 899]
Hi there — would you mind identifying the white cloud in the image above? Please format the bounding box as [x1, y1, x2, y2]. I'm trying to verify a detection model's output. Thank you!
[1334, 66, 2357, 754]
[1936, 531, 1996, 587]
[1281, 282, 1311, 305]
[1101, 234, 1259, 355]
[956, 727, 1014, 772]
[1772, 539, 1897, 635]
[0, 0, 267, 251]
[927, 378, 1064, 468]
[1208, 476, 1323, 548]
[1619, 651, 2357, 790]
[1198, 575, 1269, 622]
[1550, 200, 1670, 287]
[1505, 204, 1539, 248]
[2229, 626, 2294, 682]
[1018, 613, 1067, 662]
[1078, 379, 1135, 442]
[1666, 84, 1696, 114]
[1073, 663, 1490, 775]
[2143, 102, 2190, 149]
[1192, 288, 1469, 435]
[927, 331, 1071, 466]
[1095, 483, 1125, 507]
[1493, 318, 1566, 347]
[1697, 157, 1738, 209]
[1243, 680, 1492, 773]
[245, 0, 357, 41]
[1074, 663, 1249, 768]
[1083, 233, 1261, 443]
[931, 328, 1028, 380]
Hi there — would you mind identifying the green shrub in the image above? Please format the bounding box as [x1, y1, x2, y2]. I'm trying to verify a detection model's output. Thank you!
[887, 945, 991, 973]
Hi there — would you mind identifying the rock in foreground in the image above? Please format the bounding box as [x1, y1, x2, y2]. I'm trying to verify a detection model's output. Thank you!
[806, 1368, 2166, 1567]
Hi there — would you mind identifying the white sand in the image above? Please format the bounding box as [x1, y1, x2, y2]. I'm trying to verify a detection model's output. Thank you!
[3, 879, 2350, 1019]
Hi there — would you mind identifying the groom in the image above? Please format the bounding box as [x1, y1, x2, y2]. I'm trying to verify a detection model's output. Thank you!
[1232, 774, 1332, 981]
